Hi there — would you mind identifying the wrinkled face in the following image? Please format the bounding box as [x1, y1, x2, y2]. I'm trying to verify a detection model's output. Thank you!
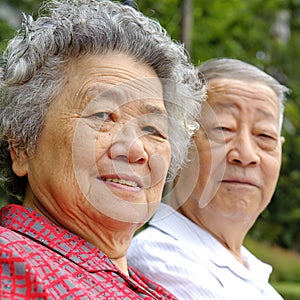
[15, 53, 171, 229]
[181, 78, 283, 222]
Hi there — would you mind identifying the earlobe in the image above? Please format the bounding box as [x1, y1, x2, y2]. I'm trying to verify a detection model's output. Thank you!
[9, 143, 29, 177]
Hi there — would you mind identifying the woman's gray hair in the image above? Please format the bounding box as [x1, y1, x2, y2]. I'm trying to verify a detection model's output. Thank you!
[198, 58, 289, 130]
[0, 0, 205, 200]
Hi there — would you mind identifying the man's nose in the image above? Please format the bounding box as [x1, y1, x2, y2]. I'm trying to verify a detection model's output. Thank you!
[227, 131, 260, 167]
[107, 125, 148, 164]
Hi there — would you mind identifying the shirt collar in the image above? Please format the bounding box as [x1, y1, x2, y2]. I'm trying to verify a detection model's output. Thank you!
[149, 203, 202, 241]
[0, 204, 117, 272]
[149, 203, 272, 281]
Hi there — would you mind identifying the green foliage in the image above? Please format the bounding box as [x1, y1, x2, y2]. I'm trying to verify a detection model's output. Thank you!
[0, 20, 15, 52]
[272, 282, 300, 300]
[245, 237, 300, 283]
[1, 0, 42, 13]
[136, 0, 182, 38]
[0, 0, 44, 51]
[0, 188, 8, 208]
[245, 237, 300, 299]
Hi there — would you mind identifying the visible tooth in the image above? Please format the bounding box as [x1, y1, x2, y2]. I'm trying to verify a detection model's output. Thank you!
[124, 180, 138, 187]
[103, 177, 138, 187]
[119, 179, 127, 185]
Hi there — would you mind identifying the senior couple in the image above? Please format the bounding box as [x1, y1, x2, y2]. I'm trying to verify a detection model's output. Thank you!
[0, 0, 288, 299]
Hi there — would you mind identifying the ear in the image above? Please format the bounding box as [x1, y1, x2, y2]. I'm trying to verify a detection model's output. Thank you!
[280, 136, 285, 145]
[9, 142, 29, 177]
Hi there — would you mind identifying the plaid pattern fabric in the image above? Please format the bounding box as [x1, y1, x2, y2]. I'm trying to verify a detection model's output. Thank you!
[0, 204, 177, 300]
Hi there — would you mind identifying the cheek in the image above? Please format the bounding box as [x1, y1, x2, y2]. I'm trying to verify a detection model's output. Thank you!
[196, 147, 226, 208]
[262, 157, 281, 193]
[148, 144, 171, 188]
[199, 145, 224, 180]
[262, 148, 282, 175]
[94, 134, 112, 160]
[73, 122, 110, 167]
[34, 128, 74, 176]
[199, 152, 212, 177]
[72, 126, 103, 198]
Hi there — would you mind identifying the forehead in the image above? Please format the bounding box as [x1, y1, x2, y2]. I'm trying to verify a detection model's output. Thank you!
[205, 78, 280, 120]
[57, 52, 165, 111]
[79, 82, 166, 111]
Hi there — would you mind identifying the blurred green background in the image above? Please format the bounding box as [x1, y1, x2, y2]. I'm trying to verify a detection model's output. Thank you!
[0, 0, 300, 298]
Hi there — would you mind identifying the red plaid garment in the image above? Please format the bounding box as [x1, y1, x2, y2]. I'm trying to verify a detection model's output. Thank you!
[0, 204, 177, 300]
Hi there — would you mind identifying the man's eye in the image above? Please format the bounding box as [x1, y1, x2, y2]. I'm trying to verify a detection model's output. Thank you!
[259, 133, 271, 138]
[205, 126, 231, 144]
[142, 126, 164, 137]
[258, 133, 277, 141]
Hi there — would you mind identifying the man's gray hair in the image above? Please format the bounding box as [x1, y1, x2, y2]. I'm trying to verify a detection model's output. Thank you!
[198, 58, 289, 130]
[0, 0, 205, 200]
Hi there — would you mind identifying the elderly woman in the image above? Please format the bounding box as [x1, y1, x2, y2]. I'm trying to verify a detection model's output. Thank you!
[0, 0, 205, 298]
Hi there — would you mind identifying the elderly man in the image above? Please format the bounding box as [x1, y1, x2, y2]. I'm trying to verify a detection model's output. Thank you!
[128, 58, 289, 300]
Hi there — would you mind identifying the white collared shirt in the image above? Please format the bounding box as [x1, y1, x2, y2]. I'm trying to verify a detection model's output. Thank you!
[128, 203, 284, 300]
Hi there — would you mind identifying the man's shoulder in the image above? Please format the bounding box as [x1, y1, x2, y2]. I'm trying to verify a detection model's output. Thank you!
[132, 223, 176, 244]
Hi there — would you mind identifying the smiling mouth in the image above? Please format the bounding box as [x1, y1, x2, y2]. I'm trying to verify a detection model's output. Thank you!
[100, 177, 140, 188]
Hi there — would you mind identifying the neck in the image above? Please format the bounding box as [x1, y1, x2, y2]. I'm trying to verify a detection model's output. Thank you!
[174, 198, 252, 266]
[63, 218, 136, 274]
[195, 214, 247, 264]
[85, 225, 134, 274]
[23, 191, 137, 275]
[111, 257, 129, 275]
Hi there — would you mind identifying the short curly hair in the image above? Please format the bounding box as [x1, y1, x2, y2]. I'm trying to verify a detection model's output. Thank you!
[0, 0, 206, 201]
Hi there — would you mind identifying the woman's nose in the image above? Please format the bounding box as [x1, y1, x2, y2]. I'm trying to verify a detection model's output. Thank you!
[107, 125, 148, 164]
[227, 132, 260, 167]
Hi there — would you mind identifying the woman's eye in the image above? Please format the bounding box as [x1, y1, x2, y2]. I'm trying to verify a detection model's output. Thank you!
[143, 126, 164, 137]
[91, 112, 112, 121]
[215, 126, 230, 132]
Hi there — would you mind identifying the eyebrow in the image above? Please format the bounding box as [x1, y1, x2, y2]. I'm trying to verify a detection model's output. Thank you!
[94, 87, 166, 114]
[212, 102, 238, 112]
[256, 108, 277, 122]
[140, 103, 167, 116]
[214, 102, 276, 119]
[81, 84, 167, 115]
